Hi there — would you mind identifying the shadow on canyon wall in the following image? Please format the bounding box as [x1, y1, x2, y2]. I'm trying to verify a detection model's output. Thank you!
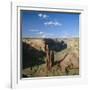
[22, 39, 67, 69]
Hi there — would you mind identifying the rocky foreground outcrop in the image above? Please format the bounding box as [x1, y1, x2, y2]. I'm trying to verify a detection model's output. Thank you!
[59, 52, 79, 72]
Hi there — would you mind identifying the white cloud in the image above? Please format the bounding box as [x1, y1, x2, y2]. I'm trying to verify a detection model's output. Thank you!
[43, 14, 48, 19]
[29, 29, 39, 32]
[38, 13, 42, 17]
[40, 32, 43, 34]
[54, 22, 62, 26]
[37, 31, 44, 35]
[44, 21, 62, 27]
[41, 35, 46, 38]
[38, 13, 48, 19]
[45, 33, 54, 36]
[40, 33, 54, 38]
[33, 32, 55, 38]
[61, 32, 72, 38]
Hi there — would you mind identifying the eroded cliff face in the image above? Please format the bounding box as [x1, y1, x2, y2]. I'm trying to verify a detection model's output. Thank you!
[23, 38, 45, 52]
[22, 38, 79, 77]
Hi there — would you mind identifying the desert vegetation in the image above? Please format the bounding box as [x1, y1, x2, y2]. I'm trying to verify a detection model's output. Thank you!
[22, 38, 79, 78]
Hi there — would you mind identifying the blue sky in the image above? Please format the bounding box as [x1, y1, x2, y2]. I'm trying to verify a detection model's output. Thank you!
[21, 10, 80, 38]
